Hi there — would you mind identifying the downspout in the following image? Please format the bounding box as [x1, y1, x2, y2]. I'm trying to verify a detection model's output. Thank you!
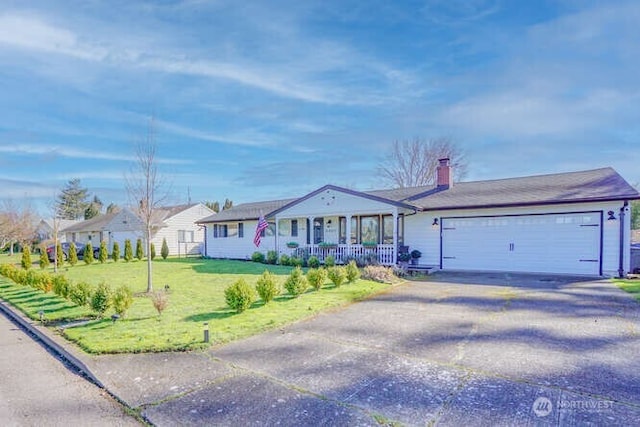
[618, 201, 629, 278]
[202, 225, 207, 258]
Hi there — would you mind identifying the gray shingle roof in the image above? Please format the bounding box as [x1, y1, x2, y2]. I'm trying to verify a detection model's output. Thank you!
[407, 167, 638, 210]
[196, 167, 639, 222]
[197, 198, 297, 223]
[62, 211, 119, 232]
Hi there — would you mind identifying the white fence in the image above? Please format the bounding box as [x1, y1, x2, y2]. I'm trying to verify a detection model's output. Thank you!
[283, 244, 395, 265]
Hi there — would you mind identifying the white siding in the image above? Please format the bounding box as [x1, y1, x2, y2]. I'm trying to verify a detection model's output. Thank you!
[405, 201, 630, 276]
[205, 219, 276, 259]
[151, 204, 214, 257]
[280, 188, 398, 217]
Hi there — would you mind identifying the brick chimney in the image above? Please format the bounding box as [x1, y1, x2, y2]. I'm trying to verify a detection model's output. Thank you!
[436, 158, 452, 189]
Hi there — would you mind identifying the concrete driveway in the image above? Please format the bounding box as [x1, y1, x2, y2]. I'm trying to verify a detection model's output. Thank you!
[87, 273, 640, 426]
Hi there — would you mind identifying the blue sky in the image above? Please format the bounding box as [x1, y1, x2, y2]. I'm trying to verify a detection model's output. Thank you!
[1, 0, 638, 215]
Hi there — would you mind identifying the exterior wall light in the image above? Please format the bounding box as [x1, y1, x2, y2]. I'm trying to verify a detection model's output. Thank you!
[607, 211, 616, 221]
[432, 218, 439, 228]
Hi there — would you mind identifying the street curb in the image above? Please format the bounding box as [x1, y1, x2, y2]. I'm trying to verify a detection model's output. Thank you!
[0, 300, 104, 388]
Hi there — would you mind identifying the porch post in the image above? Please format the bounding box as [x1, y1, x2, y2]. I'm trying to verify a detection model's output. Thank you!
[307, 216, 314, 245]
[274, 216, 279, 253]
[393, 210, 399, 265]
[346, 215, 352, 258]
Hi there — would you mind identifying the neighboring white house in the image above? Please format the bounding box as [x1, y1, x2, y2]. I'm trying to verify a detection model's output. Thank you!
[197, 161, 640, 277]
[36, 219, 81, 243]
[62, 203, 214, 257]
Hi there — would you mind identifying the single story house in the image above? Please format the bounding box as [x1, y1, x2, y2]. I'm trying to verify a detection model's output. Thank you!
[197, 161, 639, 277]
[62, 203, 214, 257]
[35, 218, 81, 243]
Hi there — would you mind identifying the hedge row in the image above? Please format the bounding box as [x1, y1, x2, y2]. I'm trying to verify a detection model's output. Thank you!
[0, 263, 133, 318]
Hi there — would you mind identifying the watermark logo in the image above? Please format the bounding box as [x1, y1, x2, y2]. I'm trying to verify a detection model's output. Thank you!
[533, 397, 553, 417]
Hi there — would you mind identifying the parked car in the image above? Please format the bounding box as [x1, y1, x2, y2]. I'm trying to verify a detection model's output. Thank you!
[46, 242, 100, 262]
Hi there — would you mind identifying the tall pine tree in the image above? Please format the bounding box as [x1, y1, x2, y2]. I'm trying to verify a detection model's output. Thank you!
[56, 179, 90, 220]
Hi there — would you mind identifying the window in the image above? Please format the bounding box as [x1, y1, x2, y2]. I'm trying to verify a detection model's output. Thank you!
[178, 230, 195, 242]
[339, 217, 347, 244]
[213, 225, 227, 238]
[360, 216, 379, 244]
[278, 220, 290, 237]
[350, 217, 358, 244]
[382, 215, 394, 244]
[228, 223, 238, 237]
[238, 222, 244, 238]
[291, 219, 298, 237]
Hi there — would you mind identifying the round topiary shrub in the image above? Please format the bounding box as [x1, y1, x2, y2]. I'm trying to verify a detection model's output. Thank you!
[307, 255, 320, 269]
[90, 281, 112, 318]
[251, 251, 265, 263]
[278, 254, 290, 266]
[112, 285, 133, 317]
[284, 266, 308, 297]
[306, 268, 327, 291]
[225, 279, 256, 313]
[345, 260, 360, 283]
[327, 266, 347, 288]
[266, 250, 278, 265]
[69, 281, 92, 307]
[324, 255, 335, 267]
[255, 270, 281, 303]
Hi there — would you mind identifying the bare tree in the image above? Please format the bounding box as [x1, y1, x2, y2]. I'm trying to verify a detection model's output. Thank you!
[126, 117, 167, 293]
[0, 199, 37, 254]
[377, 137, 468, 188]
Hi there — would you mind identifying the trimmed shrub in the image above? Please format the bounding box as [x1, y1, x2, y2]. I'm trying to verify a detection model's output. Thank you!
[225, 279, 256, 313]
[69, 281, 92, 306]
[112, 285, 134, 317]
[307, 255, 320, 269]
[266, 250, 278, 265]
[278, 254, 290, 266]
[56, 242, 64, 267]
[84, 243, 94, 265]
[21, 246, 32, 270]
[345, 260, 360, 283]
[327, 266, 347, 288]
[362, 265, 396, 283]
[255, 270, 280, 303]
[112, 241, 120, 262]
[99, 240, 108, 263]
[161, 237, 169, 259]
[39, 247, 50, 269]
[90, 281, 112, 317]
[135, 238, 144, 260]
[68, 242, 78, 266]
[290, 256, 303, 268]
[284, 266, 308, 297]
[150, 291, 169, 316]
[306, 268, 327, 291]
[251, 251, 265, 263]
[52, 275, 71, 299]
[324, 255, 335, 267]
[123, 239, 133, 262]
[150, 243, 156, 260]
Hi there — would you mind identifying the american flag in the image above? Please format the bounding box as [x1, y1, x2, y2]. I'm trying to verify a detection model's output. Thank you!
[253, 215, 269, 247]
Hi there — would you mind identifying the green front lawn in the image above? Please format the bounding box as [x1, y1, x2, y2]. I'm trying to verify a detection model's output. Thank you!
[614, 279, 640, 302]
[0, 258, 393, 354]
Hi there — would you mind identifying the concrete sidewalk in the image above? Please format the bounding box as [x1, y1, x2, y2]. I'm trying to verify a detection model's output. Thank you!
[5, 273, 640, 425]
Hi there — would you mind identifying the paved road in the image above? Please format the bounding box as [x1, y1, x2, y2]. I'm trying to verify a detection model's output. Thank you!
[83, 272, 640, 426]
[0, 312, 141, 427]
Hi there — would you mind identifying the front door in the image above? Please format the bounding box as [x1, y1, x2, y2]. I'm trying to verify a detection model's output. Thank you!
[313, 218, 324, 244]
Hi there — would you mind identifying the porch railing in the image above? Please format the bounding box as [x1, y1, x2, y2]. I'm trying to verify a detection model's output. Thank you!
[284, 244, 395, 265]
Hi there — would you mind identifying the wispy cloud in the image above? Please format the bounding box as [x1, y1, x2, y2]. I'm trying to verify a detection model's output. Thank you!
[0, 143, 190, 165]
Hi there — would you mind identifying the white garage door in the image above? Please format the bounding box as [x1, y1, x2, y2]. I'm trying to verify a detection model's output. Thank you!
[441, 212, 602, 275]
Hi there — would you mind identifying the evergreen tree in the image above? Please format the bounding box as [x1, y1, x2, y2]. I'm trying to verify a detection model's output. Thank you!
[205, 201, 220, 213]
[135, 238, 144, 260]
[56, 242, 64, 267]
[56, 179, 90, 220]
[161, 237, 169, 260]
[39, 247, 49, 269]
[124, 239, 133, 262]
[106, 203, 120, 214]
[99, 240, 108, 263]
[150, 243, 156, 260]
[84, 242, 94, 264]
[68, 242, 78, 266]
[21, 246, 32, 270]
[112, 241, 120, 262]
[223, 198, 233, 210]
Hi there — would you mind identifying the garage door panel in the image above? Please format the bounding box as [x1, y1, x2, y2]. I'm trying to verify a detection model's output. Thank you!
[441, 213, 601, 275]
